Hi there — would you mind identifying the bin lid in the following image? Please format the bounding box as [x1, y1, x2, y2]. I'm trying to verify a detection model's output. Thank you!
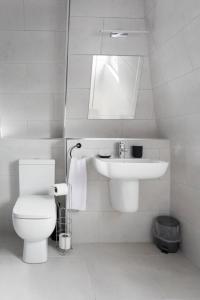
[156, 216, 180, 227]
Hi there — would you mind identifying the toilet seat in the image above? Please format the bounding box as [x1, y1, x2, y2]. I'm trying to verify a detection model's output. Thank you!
[13, 195, 56, 219]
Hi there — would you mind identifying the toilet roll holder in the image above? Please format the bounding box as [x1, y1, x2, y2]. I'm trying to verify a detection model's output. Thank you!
[55, 142, 82, 254]
[56, 184, 73, 255]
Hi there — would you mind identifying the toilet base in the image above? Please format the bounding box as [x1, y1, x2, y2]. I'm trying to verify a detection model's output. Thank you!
[23, 239, 48, 264]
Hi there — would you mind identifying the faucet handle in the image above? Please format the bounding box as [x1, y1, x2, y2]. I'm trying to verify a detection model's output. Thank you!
[119, 141, 128, 158]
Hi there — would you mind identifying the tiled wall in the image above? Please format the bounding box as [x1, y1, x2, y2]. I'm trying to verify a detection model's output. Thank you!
[145, 1, 200, 266]
[65, 0, 158, 138]
[0, 0, 68, 138]
[0, 138, 65, 232]
[67, 138, 170, 243]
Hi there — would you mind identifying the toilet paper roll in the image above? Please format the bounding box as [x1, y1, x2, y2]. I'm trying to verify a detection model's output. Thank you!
[49, 183, 68, 196]
[59, 233, 71, 250]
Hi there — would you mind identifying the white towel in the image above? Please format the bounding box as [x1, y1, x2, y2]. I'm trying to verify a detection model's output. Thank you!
[68, 157, 87, 211]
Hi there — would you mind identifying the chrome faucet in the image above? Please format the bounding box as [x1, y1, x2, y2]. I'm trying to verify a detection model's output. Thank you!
[118, 141, 128, 159]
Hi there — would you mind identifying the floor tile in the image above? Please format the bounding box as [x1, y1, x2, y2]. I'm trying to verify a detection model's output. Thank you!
[1, 235, 200, 300]
[0, 255, 93, 300]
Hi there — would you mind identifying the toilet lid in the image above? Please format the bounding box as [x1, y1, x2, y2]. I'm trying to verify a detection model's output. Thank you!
[13, 195, 56, 219]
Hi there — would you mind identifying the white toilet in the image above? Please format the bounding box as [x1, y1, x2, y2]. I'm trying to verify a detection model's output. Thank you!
[12, 159, 56, 264]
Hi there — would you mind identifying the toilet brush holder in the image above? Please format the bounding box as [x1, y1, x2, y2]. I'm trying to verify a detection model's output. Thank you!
[59, 233, 71, 250]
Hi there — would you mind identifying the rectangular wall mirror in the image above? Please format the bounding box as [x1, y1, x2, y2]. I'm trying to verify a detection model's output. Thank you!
[88, 55, 142, 119]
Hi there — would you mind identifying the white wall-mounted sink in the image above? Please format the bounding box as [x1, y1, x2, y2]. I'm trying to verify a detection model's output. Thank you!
[93, 157, 169, 213]
[94, 158, 168, 180]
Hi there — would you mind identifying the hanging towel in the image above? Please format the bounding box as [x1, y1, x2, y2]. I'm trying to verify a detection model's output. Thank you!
[68, 157, 87, 211]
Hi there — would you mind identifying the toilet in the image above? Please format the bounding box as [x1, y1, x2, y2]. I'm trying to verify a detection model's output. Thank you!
[12, 159, 56, 264]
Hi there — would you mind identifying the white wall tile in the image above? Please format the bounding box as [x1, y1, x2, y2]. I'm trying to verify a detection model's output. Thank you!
[87, 181, 112, 211]
[72, 212, 101, 243]
[54, 94, 65, 121]
[98, 211, 161, 243]
[0, 0, 24, 30]
[0, 63, 65, 93]
[139, 180, 170, 212]
[135, 90, 154, 120]
[27, 121, 63, 138]
[174, 0, 200, 27]
[122, 120, 158, 138]
[1, 121, 28, 138]
[0, 31, 65, 63]
[180, 218, 200, 268]
[157, 117, 186, 144]
[183, 16, 200, 69]
[24, 0, 67, 31]
[185, 147, 200, 189]
[71, 0, 144, 18]
[68, 55, 92, 89]
[186, 114, 200, 147]
[0, 94, 55, 121]
[0, 0, 67, 138]
[0, 93, 64, 138]
[151, 0, 183, 46]
[102, 19, 147, 55]
[158, 32, 193, 82]
[66, 89, 90, 119]
[26, 63, 66, 93]
[72, 211, 162, 243]
[69, 17, 103, 54]
[140, 57, 152, 90]
[144, 0, 157, 16]
[0, 139, 64, 177]
[65, 120, 124, 138]
[0, 180, 18, 229]
[0, 64, 27, 93]
[149, 49, 166, 87]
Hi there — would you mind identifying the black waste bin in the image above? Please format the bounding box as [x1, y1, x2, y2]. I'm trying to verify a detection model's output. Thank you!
[152, 216, 181, 254]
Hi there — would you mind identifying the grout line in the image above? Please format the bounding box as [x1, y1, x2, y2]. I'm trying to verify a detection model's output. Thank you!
[155, 110, 200, 120]
[152, 65, 200, 90]
[100, 18, 104, 55]
[0, 29, 67, 33]
[148, 11, 200, 57]
[70, 16, 145, 20]
[68, 54, 148, 57]
[22, 0, 26, 30]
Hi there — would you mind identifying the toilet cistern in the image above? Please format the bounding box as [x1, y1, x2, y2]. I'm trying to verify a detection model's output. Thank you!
[118, 141, 128, 159]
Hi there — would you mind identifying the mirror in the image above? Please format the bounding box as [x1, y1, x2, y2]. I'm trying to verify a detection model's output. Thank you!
[88, 55, 142, 119]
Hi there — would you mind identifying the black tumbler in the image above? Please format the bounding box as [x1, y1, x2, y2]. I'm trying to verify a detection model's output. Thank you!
[131, 145, 143, 158]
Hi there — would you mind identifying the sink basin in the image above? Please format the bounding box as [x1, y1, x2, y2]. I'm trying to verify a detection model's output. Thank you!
[93, 157, 169, 213]
[94, 158, 168, 180]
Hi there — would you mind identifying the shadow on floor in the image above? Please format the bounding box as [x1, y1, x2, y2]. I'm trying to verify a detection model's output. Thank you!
[0, 233, 23, 258]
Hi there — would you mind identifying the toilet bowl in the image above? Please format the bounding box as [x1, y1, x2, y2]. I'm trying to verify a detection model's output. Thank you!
[13, 195, 56, 263]
[12, 159, 56, 263]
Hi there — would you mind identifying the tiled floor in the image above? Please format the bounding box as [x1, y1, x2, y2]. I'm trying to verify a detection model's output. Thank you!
[0, 235, 200, 300]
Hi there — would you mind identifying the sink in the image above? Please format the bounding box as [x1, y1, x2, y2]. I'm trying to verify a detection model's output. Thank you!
[94, 158, 168, 180]
[93, 157, 169, 213]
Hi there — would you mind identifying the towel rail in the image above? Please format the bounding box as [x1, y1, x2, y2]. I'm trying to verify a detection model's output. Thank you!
[69, 143, 82, 158]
